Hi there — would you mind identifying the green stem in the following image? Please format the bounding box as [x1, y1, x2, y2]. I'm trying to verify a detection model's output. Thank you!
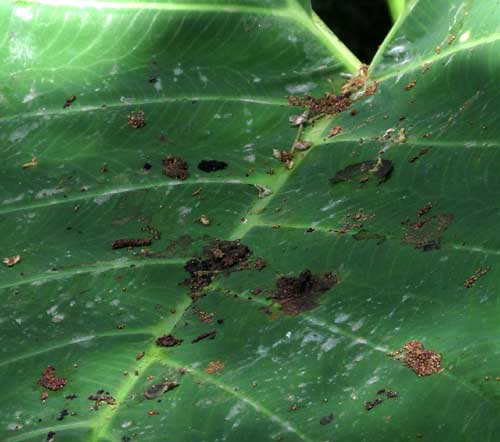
[387, 0, 405, 22]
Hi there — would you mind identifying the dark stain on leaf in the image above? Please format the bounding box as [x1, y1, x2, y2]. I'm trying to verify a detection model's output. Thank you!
[402, 206, 453, 251]
[198, 160, 228, 173]
[47, 432, 56, 442]
[56, 409, 69, 421]
[330, 159, 393, 186]
[156, 334, 183, 347]
[38, 366, 67, 391]
[319, 413, 334, 425]
[364, 398, 383, 411]
[191, 330, 216, 343]
[62, 96, 76, 109]
[163, 155, 189, 180]
[184, 240, 252, 294]
[144, 379, 179, 400]
[408, 147, 430, 163]
[112, 238, 152, 250]
[377, 388, 398, 398]
[271, 270, 338, 315]
[352, 229, 386, 244]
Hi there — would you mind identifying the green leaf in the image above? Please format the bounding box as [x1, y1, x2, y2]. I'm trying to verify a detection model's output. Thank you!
[1, 2, 499, 442]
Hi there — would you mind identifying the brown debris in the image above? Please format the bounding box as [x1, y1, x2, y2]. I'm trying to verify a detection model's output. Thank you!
[127, 109, 146, 128]
[192, 330, 216, 343]
[184, 240, 251, 294]
[144, 379, 179, 400]
[38, 366, 67, 391]
[406, 80, 417, 91]
[417, 203, 433, 218]
[135, 352, 145, 361]
[22, 157, 37, 169]
[289, 110, 310, 127]
[41, 391, 49, 401]
[288, 93, 352, 118]
[63, 96, 76, 109]
[271, 270, 337, 316]
[364, 398, 383, 411]
[205, 361, 224, 374]
[377, 389, 398, 399]
[141, 225, 161, 240]
[193, 306, 214, 324]
[331, 159, 393, 186]
[88, 390, 116, 408]
[328, 125, 342, 138]
[47, 432, 56, 442]
[364, 80, 379, 96]
[163, 155, 189, 180]
[402, 210, 453, 251]
[293, 140, 313, 151]
[156, 334, 183, 347]
[397, 128, 406, 144]
[340, 64, 369, 95]
[464, 267, 491, 288]
[112, 238, 152, 250]
[273, 149, 295, 170]
[336, 209, 373, 234]
[3, 255, 21, 267]
[389, 340, 443, 377]
[198, 215, 211, 226]
[147, 410, 159, 415]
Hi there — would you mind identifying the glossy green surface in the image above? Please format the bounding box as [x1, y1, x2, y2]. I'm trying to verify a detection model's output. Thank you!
[1, 1, 499, 442]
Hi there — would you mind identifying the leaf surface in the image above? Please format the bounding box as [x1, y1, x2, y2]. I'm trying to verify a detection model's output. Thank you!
[1, 1, 499, 442]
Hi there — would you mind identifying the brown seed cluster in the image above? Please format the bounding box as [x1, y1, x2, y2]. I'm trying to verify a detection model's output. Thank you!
[163, 155, 189, 180]
[205, 360, 224, 374]
[155, 334, 183, 347]
[288, 93, 352, 118]
[390, 340, 443, 377]
[464, 266, 491, 288]
[364, 80, 379, 96]
[127, 109, 146, 128]
[38, 366, 67, 391]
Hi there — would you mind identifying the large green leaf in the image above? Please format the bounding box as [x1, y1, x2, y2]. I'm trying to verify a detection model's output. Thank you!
[1, 1, 499, 442]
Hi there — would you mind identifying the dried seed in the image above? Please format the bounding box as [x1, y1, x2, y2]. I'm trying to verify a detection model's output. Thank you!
[22, 157, 38, 169]
[3, 255, 21, 267]
[328, 125, 342, 138]
[127, 109, 146, 129]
